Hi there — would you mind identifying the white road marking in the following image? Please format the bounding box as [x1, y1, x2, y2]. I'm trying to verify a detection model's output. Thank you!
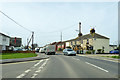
[85, 62, 109, 72]
[31, 59, 49, 78]
[31, 74, 38, 78]
[16, 59, 44, 78]
[34, 60, 43, 67]
[25, 69, 31, 73]
[16, 73, 26, 78]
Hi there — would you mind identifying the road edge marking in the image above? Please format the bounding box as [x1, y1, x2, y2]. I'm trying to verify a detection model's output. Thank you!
[85, 62, 109, 72]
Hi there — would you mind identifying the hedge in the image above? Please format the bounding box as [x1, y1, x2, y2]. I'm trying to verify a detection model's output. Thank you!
[2, 50, 35, 53]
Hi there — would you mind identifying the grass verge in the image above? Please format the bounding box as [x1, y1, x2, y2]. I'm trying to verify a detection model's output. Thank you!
[102, 56, 120, 59]
[0, 53, 37, 59]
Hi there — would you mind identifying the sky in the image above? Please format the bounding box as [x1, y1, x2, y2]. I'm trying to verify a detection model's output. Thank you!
[0, 1, 118, 47]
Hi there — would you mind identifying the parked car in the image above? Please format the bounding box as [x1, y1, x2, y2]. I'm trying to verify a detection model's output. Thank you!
[63, 49, 76, 56]
[35, 48, 40, 52]
[109, 50, 119, 54]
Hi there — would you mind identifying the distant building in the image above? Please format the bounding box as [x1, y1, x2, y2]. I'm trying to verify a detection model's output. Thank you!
[109, 45, 117, 50]
[63, 33, 110, 53]
[0, 33, 10, 52]
[10, 37, 22, 47]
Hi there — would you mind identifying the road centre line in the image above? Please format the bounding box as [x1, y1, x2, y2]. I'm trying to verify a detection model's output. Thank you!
[85, 62, 109, 72]
[31, 59, 49, 78]
[31, 74, 38, 78]
[16, 60, 44, 78]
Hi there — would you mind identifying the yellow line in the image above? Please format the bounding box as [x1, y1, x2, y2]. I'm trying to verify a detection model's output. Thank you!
[1, 60, 41, 65]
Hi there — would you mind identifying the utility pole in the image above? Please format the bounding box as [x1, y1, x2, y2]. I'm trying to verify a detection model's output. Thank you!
[78, 22, 82, 37]
[61, 31, 62, 42]
[32, 31, 34, 50]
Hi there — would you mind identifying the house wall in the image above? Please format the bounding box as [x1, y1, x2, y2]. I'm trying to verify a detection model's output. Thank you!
[0, 34, 2, 45]
[109, 46, 117, 51]
[0, 45, 2, 53]
[2, 36, 10, 46]
[0, 34, 10, 50]
[92, 38, 110, 53]
[66, 42, 70, 47]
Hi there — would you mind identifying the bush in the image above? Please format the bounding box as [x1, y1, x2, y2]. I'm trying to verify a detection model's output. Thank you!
[86, 51, 91, 54]
[58, 48, 63, 51]
[97, 49, 102, 53]
[91, 50, 95, 54]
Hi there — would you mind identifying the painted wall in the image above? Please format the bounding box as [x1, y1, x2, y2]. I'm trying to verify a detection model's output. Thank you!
[92, 38, 110, 53]
[0, 34, 10, 50]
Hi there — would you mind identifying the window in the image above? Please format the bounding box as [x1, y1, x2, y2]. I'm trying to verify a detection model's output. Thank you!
[71, 41, 73, 45]
[75, 41, 76, 45]
[81, 40, 83, 44]
[3, 37, 6, 41]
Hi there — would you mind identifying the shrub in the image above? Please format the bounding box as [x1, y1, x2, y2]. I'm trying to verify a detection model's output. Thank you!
[91, 50, 95, 54]
[97, 49, 102, 53]
[58, 48, 63, 51]
[86, 51, 91, 54]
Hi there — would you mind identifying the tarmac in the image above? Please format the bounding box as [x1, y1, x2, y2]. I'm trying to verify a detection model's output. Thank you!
[0, 53, 49, 64]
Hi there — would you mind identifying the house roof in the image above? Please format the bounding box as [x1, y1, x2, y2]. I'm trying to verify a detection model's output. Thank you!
[63, 33, 109, 42]
[109, 45, 117, 47]
[76, 33, 109, 41]
[0, 32, 10, 38]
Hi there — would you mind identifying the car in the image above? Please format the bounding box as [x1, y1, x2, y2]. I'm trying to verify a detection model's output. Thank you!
[109, 50, 119, 54]
[63, 49, 76, 56]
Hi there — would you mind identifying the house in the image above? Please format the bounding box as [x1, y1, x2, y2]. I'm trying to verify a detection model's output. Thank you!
[50, 41, 62, 51]
[63, 32, 110, 53]
[0, 33, 10, 53]
[109, 45, 117, 51]
[10, 37, 22, 47]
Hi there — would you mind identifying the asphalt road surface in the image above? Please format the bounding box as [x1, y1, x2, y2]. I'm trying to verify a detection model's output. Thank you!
[2, 53, 119, 78]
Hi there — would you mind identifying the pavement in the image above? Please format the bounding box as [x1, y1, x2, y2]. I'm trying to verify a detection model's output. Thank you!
[0, 53, 49, 64]
[77, 54, 120, 63]
[1, 53, 119, 78]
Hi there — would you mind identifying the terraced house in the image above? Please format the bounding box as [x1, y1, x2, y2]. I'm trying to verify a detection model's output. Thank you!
[65, 32, 110, 53]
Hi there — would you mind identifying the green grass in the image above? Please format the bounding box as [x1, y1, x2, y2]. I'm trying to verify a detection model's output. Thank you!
[0, 53, 37, 59]
[111, 56, 120, 59]
[102, 56, 120, 59]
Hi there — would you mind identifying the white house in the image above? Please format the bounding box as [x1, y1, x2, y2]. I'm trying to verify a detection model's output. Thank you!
[64, 33, 111, 53]
[0, 33, 10, 53]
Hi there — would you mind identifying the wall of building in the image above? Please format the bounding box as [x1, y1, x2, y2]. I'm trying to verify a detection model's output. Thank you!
[2, 36, 10, 46]
[0, 45, 2, 53]
[66, 42, 70, 47]
[0, 34, 2, 45]
[0, 35, 10, 46]
[109, 46, 117, 51]
[0, 34, 10, 51]
[92, 38, 110, 53]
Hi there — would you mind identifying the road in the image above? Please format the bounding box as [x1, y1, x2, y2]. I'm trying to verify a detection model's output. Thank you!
[2, 53, 119, 78]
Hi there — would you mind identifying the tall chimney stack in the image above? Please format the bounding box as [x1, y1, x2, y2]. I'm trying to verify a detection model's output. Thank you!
[78, 22, 82, 37]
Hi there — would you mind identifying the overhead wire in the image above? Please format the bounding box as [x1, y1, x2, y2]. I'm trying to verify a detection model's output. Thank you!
[0, 10, 32, 32]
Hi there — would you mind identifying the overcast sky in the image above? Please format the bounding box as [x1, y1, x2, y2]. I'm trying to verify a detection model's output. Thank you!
[0, 1, 118, 47]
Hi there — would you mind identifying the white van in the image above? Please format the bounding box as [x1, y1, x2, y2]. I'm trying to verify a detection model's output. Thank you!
[39, 47, 46, 53]
[45, 45, 56, 55]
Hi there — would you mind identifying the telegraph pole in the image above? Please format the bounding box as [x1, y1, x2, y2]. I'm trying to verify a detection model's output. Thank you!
[61, 31, 62, 42]
[32, 31, 34, 50]
[78, 22, 82, 37]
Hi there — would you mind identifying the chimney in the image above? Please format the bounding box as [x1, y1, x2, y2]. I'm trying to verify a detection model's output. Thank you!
[78, 22, 82, 37]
